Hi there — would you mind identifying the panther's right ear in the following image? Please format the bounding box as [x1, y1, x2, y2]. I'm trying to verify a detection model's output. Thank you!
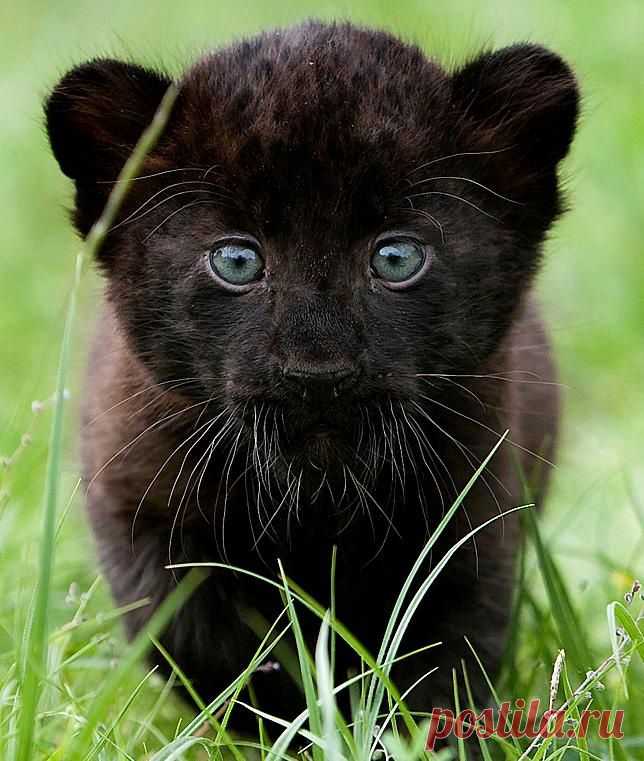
[45, 59, 171, 184]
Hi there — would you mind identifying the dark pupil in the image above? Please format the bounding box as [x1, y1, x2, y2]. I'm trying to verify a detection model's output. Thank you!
[224, 248, 253, 266]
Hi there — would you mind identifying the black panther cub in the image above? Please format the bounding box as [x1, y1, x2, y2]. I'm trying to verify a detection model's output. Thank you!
[45, 21, 578, 727]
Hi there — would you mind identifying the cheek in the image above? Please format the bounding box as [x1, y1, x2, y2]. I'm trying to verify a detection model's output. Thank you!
[214, 302, 276, 398]
[365, 276, 468, 378]
[183, 279, 241, 341]
[366, 295, 430, 368]
[221, 341, 276, 402]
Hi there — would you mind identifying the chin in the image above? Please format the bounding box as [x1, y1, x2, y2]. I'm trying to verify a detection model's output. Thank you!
[274, 428, 355, 487]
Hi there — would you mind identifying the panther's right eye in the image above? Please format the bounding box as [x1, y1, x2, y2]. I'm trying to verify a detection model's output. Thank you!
[208, 242, 264, 288]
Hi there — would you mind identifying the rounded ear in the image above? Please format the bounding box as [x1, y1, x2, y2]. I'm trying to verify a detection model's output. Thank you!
[450, 44, 579, 171]
[45, 59, 172, 183]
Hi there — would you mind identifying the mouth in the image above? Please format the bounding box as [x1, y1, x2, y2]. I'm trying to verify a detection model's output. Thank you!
[236, 400, 357, 474]
[301, 420, 338, 440]
[280, 414, 352, 471]
[237, 401, 384, 504]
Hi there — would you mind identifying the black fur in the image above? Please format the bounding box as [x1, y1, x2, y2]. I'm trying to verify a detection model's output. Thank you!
[45, 21, 578, 732]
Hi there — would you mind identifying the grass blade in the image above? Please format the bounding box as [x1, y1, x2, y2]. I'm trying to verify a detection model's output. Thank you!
[14, 82, 179, 761]
[315, 612, 343, 761]
[523, 510, 597, 688]
[65, 569, 204, 760]
[15, 252, 80, 761]
[365, 432, 510, 732]
[277, 560, 323, 761]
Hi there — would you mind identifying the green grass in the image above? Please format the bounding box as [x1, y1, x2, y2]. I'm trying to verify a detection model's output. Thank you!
[1, 0, 643, 758]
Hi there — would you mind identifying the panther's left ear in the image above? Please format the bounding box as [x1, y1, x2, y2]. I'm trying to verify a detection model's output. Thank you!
[450, 44, 579, 172]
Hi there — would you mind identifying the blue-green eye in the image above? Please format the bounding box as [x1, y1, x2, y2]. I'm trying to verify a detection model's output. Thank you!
[208, 243, 264, 286]
[371, 239, 426, 284]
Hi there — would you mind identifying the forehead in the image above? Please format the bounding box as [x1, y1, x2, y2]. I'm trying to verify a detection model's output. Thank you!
[171, 23, 450, 240]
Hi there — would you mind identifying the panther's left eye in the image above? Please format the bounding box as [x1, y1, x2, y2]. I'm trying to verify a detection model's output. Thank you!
[208, 243, 264, 287]
[371, 239, 427, 285]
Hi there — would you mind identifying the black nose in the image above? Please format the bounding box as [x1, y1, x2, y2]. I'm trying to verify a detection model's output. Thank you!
[282, 364, 360, 399]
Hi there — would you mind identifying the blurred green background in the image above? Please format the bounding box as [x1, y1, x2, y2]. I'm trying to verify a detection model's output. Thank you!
[1, 0, 642, 658]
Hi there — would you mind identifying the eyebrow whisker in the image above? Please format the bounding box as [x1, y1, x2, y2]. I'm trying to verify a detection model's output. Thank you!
[143, 199, 219, 242]
[405, 147, 514, 177]
[96, 167, 208, 184]
[406, 190, 500, 221]
[404, 175, 522, 206]
[110, 182, 226, 231]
